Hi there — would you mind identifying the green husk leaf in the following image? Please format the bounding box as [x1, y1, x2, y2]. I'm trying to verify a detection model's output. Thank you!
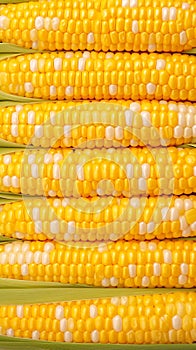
[0, 147, 24, 155]
[183, 48, 196, 55]
[0, 100, 42, 108]
[0, 286, 195, 304]
[0, 139, 27, 148]
[0, 192, 23, 200]
[0, 43, 40, 54]
[178, 143, 196, 148]
[0, 0, 37, 3]
[0, 90, 45, 103]
[0, 340, 195, 350]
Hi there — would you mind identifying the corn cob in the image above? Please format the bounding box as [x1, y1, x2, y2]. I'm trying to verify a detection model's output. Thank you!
[0, 52, 196, 102]
[0, 195, 196, 242]
[0, 239, 196, 287]
[0, 100, 196, 148]
[0, 291, 196, 343]
[0, 0, 196, 53]
[0, 147, 195, 197]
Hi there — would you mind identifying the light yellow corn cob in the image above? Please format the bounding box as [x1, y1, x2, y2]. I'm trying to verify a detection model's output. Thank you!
[0, 292, 196, 343]
[0, 100, 196, 148]
[0, 239, 196, 287]
[0, 0, 196, 53]
[0, 52, 196, 101]
[0, 195, 196, 242]
[0, 147, 195, 197]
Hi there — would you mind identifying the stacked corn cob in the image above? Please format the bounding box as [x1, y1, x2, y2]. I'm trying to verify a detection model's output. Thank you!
[0, 0, 196, 348]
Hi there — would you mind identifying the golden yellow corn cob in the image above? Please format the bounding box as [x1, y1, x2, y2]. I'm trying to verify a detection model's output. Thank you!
[0, 52, 196, 101]
[0, 195, 196, 242]
[0, 147, 195, 197]
[0, 100, 196, 148]
[0, 239, 196, 287]
[0, 0, 196, 52]
[0, 292, 196, 343]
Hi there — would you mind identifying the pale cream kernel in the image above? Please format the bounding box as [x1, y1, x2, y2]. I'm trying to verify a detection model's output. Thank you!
[87, 32, 95, 44]
[31, 164, 39, 178]
[0, 16, 10, 29]
[11, 125, 18, 137]
[34, 251, 42, 264]
[42, 252, 50, 265]
[64, 331, 73, 342]
[182, 2, 190, 9]
[153, 263, 161, 276]
[184, 199, 193, 210]
[0, 252, 8, 264]
[51, 17, 60, 31]
[109, 84, 118, 96]
[55, 305, 64, 320]
[147, 221, 155, 233]
[35, 16, 44, 30]
[8, 253, 16, 265]
[180, 31, 187, 45]
[21, 242, 30, 252]
[76, 165, 84, 181]
[141, 163, 150, 178]
[180, 263, 189, 275]
[3, 155, 11, 165]
[35, 125, 43, 138]
[30, 59, 38, 73]
[129, 102, 141, 112]
[3, 175, 11, 187]
[141, 111, 151, 126]
[60, 319, 67, 332]
[163, 249, 172, 264]
[156, 59, 166, 70]
[27, 110, 35, 124]
[53, 164, 61, 179]
[32, 330, 40, 340]
[50, 85, 57, 96]
[122, 0, 130, 7]
[30, 29, 38, 41]
[44, 242, 55, 252]
[68, 221, 75, 234]
[161, 207, 169, 220]
[48, 190, 57, 197]
[21, 263, 29, 276]
[126, 164, 133, 178]
[25, 251, 34, 264]
[115, 126, 123, 140]
[172, 315, 182, 330]
[169, 7, 177, 20]
[34, 221, 42, 234]
[54, 57, 62, 71]
[98, 243, 108, 253]
[90, 305, 98, 318]
[78, 58, 86, 71]
[44, 17, 51, 31]
[91, 330, 99, 343]
[174, 126, 183, 138]
[162, 7, 169, 21]
[179, 216, 188, 230]
[11, 112, 19, 124]
[182, 227, 191, 237]
[105, 126, 114, 140]
[142, 276, 150, 287]
[32, 207, 40, 221]
[129, 0, 138, 7]
[44, 153, 53, 164]
[112, 315, 122, 332]
[146, 83, 156, 94]
[110, 277, 118, 286]
[184, 127, 192, 138]
[64, 125, 71, 137]
[6, 328, 14, 337]
[50, 220, 60, 234]
[24, 82, 34, 93]
[132, 20, 139, 34]
[170, 207, 179, 221]
[130, 197, 140, 208]
[111, 297, 120, 306]
[139, 222, 146, 235]
[193, 167, 196, 177]
[101, 278, 110, 287]
[128, 264, 136, 277]
[138, 177, 147, 191]
[17, 252, 25, 264]
[125, 109, 133, 126]
[16, 305, 24, 318]
[65, 86, 74, 96]
[50, 111, 56, 125]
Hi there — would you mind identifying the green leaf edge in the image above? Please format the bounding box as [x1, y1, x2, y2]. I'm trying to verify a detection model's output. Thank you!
[0, 90, 46, 103]
[0, 339, 195, 350]
[0, 43, 41, 54]
[0, 285, 195, 303]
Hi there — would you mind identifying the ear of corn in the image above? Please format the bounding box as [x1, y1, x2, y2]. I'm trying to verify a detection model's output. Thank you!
[0, 194, 195, 242]
[0, 0, 196, 53]
[0, 52, 196, 101]
[0, 239, 196, 288]
[0, 147, 195, 197]
[0, 100, 196, 148]
[0, 289, 196, 344]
